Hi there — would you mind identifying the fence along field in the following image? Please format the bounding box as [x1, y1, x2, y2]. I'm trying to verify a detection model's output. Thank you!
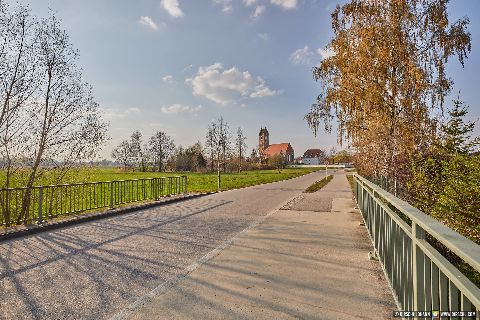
[0, 167, 318, 227]
[0, 176, 187, 227]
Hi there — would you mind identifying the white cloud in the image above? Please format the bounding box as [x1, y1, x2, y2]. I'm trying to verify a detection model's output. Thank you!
[126, 107, 141, 114]
[101, 107, 141, 120]
[257, 33, 269, 40]
[251, 5, 266, 19]
[243, 0, 257, 6]
[271, 0, 297, 10]
[161, 0, 184, 18]
[161, 104, 202, 114]
[162, 75, 174, 83]
[213, 0, 233, 13]
[186, 63, 280, 105]
[223, 5, 233, 13]
[139, 16, 159, 31]
[317, 47, 335, 60]
[290, 45, 314, 65]
[249, 77, 280, 98]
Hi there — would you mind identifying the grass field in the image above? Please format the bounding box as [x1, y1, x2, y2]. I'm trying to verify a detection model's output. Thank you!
[0, 167, 320, 227]
[69, 167, 320, 193]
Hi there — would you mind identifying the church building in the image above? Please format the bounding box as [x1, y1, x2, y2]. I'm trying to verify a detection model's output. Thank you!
[258, 127, 294, 163]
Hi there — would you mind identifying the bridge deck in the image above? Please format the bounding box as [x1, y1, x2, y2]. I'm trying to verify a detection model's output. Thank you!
[121, 173, 396, 319]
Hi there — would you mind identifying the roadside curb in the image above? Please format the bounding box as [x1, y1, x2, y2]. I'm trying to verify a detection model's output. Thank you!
[0, 192, 215, 243]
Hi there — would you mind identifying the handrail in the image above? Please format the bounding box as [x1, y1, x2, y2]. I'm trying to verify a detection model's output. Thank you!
[353, 174, 480, 314]
[0, 176, 187, 191]
[0, 176, 188, 227]
[354, 174, 480, 272]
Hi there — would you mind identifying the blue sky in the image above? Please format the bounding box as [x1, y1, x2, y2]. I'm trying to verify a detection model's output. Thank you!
[13, 0, 480, 159]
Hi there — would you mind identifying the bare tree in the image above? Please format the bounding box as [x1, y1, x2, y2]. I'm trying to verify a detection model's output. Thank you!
[235, 126, 247, 172]
[205, 123, 216, 172]
[0, 3, 37, 192]
[148, 131, 175, 172]
[219, 118, 232, 173]
[19, 13, 107, 222]
[257, 144, 265, 163]
[249, 148, 258, 163]
[205, 117, 231, 190]
[129, 130, 147, 171]
[142, 142, 152, 171]
[111, 140, 132, 170]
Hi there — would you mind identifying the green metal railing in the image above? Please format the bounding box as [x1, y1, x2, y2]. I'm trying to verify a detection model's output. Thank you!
[353, 174, 479, 318]
[0, 176, 188, 226]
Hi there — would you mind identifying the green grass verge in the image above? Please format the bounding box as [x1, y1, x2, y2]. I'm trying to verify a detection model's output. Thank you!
[346, 174, 354, 191]
[304, 174, 333, 193]
[61, 167, 319, 193]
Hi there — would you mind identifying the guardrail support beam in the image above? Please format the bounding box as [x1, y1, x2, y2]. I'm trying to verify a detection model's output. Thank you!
[109, 181, 114, 208]
[38, 187, 43, 224]
[412, 222, 426, 315]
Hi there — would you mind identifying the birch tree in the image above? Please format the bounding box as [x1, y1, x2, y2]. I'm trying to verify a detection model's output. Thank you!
[306, 0, 471, 178]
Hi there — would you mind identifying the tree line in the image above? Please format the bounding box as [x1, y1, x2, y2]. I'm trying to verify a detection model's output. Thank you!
[111, 117, 254, 173]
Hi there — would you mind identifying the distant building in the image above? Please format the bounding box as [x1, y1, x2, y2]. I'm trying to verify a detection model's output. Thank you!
[258, 127, 294, 163]
[259, 127, 270, 152]
[301, 149, 325, 165]
[264, 143, 295, 163]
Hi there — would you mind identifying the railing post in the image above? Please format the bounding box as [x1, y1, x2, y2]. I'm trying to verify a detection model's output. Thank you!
[412, 222, 426, 314]
[153, 178, 157, 200]
[161, 178, 165, 196]
[38, 187, 43, 224]
[184, 176, 187, 194]
[109, 181, 114, 208]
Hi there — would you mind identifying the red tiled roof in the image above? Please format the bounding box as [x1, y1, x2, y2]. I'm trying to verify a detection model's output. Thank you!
[303, 149, 323, 158]
[264, 143, 294, 157]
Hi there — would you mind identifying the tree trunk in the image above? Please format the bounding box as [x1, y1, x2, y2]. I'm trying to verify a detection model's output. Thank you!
[217, 158, 221, 192]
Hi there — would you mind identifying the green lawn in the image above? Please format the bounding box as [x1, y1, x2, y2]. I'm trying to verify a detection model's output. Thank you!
[71, 167, 319, 193]
[0, 167, 319, 227]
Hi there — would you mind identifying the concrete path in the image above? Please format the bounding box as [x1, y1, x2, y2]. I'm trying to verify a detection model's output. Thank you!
[0, 171, 326, 319]
[125, 173, 396, 320]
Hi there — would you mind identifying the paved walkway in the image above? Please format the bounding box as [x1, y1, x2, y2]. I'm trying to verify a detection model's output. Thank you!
[124, 173, 396, 319]
[0, 170, 325, 319]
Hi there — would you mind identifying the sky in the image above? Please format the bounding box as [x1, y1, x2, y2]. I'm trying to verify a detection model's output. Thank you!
[9, 0, 480, 160]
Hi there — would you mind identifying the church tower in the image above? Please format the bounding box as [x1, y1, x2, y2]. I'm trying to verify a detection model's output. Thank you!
[259, 127, 269, 152]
